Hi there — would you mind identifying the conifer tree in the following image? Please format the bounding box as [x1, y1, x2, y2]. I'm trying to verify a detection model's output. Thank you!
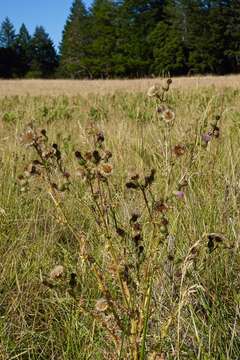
[87, 0, 118, 78]
[148, 0, 188, 76]
[116, 0, 165, 77]
[0, 17, 16, 48]
[59, 0, 90, 78]
[224, 0, 240, 72]
[15, 24, 31, 76]
[29, 26, 58, 78]
[0, 18, 17, 77]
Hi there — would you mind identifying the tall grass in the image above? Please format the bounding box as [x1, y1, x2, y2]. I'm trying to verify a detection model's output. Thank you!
[0, 82, 240, 359]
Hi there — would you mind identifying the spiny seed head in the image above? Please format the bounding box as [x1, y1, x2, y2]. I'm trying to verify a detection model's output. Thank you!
[207, 233, 225, 243]
[144, 169, 156, 187]
[156, 104, 167, 114]
[95, 298, 109, 312]
[132, 222, 142, 232]
[162, 109, 175, 123]
[20, 127, 36, 147]
[129, 173, 140, 181]
[130, 213, 140, 223]
[126, 181, 139, 189]
[49, 265, 64, 280]
[85, 151, 93, 161]
[161, 217, 169, 226]
[96, 131, 105, 143]
[212, 126, 220, 138]
[100, 163, 113, 176]
[41, 129, 47, 137]
[153, 200, 167, 213]
[103, 150, 112, 162]
[92, 150, 101, 164]
[173, 144, 185, 157]
[116, 227, 126, 237]
[133, 233, 142, 246]
[75, 151, 82, 159]
[147, 84, 161, 97]
[75, 151, 86, 166]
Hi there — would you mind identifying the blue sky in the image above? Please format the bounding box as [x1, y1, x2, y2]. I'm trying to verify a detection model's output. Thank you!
[0, 0, 92, 50]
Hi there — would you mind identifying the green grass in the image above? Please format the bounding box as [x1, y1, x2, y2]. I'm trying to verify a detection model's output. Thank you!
[0, 85, 240, 359]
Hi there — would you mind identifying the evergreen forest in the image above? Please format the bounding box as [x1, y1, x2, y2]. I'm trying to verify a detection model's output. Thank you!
[0, 0, 240, 78]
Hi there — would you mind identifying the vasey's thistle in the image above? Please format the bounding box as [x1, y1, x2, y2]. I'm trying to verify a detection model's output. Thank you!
[17, 79, 229, 360]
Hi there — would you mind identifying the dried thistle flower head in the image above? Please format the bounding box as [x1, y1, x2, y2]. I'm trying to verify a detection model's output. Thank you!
[100, 163, 113, 176]
[144, 168, 156, 187]
[103, 150, 112, 162]
[173, 144, 185, 157]
[212, 125, 220, 138]
[49, 265, 64, 280]
[96, 131, 105, 144]
[153, 200, 168, 213]
[147, 84, 161, 97]
[162, 108, 175, 124]
[95, 298, 109, 312]
[156, 104, 167, 114]
[206, 233, 225, 243]
[20, 126, 36, 147]
[130, 212, 140, 223]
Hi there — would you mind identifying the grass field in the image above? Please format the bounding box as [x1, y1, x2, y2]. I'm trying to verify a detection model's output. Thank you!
[0, 77, 240, 360]
[0, 75, 240, 97]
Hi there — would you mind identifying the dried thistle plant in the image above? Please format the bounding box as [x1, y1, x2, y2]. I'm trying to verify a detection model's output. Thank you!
[18, 80, 226, 360]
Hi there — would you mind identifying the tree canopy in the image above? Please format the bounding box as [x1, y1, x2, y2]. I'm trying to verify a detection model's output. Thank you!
[1, 0, 240, 78]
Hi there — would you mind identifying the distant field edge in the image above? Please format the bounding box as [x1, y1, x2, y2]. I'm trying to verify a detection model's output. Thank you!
[0, 75, 239, 97]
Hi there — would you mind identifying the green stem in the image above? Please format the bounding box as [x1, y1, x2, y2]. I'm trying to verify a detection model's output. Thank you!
[140, 277, 153, 360]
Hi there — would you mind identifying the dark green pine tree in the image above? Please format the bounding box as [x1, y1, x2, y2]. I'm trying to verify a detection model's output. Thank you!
[224, 0, 240, 73]
[59, 0, 90, 78]
[183, 0, 232, 74]
[0, 18, 17, 77]
[15, 23, 32, 76]
[87, 0, 118, 78]
[148, 0, 188, 76]
[116, 0, 165, 77]
[29, 26, 58, 78]
[0, 17, 16, 47]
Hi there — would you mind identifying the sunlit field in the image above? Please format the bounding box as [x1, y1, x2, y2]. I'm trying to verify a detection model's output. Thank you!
[0, 75, 240, 97]
[0, 78, 240, 359]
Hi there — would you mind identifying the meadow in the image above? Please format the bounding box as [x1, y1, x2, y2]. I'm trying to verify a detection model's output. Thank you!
[0, 77, 240, 360]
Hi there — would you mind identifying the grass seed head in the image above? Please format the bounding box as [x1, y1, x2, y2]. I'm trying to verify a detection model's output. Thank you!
[49, 265, 64, 280]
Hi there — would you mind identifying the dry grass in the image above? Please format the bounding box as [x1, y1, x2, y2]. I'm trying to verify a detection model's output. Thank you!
[0, 75, 240, 97]
[0, 81, 240, 359]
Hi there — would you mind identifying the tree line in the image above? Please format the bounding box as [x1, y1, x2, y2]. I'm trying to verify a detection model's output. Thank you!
[0, 18, 58, 78]
[1, 0, 240, 79]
